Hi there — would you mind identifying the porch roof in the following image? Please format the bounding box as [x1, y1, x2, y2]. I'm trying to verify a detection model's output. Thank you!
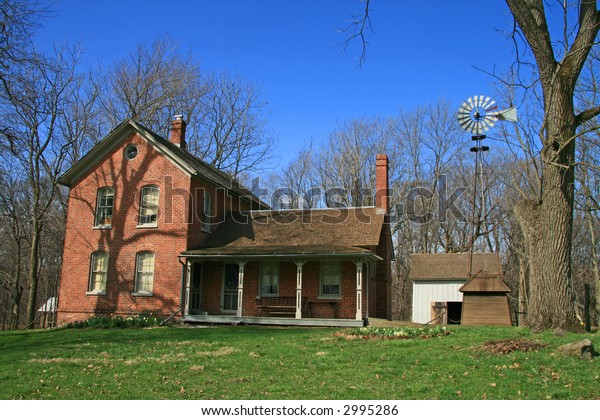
[180, 244, 382, 261]
[183, 207, 387, 261]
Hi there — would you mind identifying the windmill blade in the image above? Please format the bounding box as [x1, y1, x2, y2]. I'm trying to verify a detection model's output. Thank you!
[460, 101, 471, 112]
[478, 95, 486, 108]
[467, 96, 475, 111]
[482, 116, 496, 131]
[484, 98, 498, 112]
[464, 119, 475, 133]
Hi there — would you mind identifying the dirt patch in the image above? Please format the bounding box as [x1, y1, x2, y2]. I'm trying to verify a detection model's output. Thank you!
[196, 346, 237, 357]
[477, 338, 547, 354]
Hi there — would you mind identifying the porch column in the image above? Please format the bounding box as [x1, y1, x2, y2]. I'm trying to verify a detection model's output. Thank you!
[236, 261, 247, 317]
[183, 260, 191, 316]
[295, 261, 306, 319]
[355, 260, 364, 321]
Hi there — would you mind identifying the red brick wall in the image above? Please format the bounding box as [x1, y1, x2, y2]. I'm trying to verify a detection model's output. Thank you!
[57, 131, 192, 324]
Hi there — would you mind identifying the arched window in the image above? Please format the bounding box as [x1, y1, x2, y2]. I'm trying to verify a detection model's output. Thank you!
[94, 187, 114, 227]
[134, 251, 155, 295]
[88, 251, 108, 294]
[138, 185, 159, 226]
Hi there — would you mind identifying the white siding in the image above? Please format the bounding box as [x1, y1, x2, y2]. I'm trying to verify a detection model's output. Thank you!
[412, 280, 466, 324]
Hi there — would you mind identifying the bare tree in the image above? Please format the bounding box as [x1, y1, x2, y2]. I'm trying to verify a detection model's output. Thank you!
[0, 0, 50, 68]
[97, 34, 205, 134]
[97, 36, 274, 178]
[191, 72, 275, 178]
[0, 45, 86, 328]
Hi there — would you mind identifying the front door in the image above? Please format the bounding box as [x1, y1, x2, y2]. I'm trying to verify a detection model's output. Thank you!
[189, 263, 203, 314]
[221, 264, 239, 313]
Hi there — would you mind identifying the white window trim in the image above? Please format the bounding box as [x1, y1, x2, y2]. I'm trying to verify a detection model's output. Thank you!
[319, 261, 342, 299]
[259, 261, 279, 297]
[87, 251, 108, 295]
[137, 185, 159, 228]
[133, 251, 155, 296]
[93, 187, 114, 228]
[201, 189, 213, 233]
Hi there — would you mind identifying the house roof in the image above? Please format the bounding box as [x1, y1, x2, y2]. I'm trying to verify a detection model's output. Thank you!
[409, 253, 502, 281]
[182, 207, 386, 260]
[58, 119, 268, 209]
[459, 270, 511, 293]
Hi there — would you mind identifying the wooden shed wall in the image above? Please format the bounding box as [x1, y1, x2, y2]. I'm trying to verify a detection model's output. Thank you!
[412, 280, 465, 324]
[461, 293, 511, 326]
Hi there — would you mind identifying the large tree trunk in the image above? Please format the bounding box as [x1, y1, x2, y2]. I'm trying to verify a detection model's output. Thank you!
[515, 85, 579, 331]
[515, 174, 578, 331]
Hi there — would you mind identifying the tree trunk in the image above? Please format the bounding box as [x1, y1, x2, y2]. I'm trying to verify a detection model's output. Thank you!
[518, 247, 528, 325]
[515, 125, 579, 331]
[25, 219, 40, 329]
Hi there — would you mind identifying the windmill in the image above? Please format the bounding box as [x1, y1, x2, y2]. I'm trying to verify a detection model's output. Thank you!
[457, 95, 517, 275]
[454, 96, 519, 326]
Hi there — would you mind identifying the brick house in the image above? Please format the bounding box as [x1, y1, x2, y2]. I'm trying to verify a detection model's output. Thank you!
[57, 117, 392, 327]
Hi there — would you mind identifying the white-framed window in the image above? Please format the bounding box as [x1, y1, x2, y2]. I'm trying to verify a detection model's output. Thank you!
[259, 262, 279, 296]
[202, 189, 213, 232]
[88, 251, 108, 294]
[320, 261, 341, 298]
[138, 185, 159, 226]
[94, 187, 114, 227]
[134, 251, 155, 295]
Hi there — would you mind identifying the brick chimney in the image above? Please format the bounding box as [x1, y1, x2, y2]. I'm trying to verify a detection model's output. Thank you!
[375, 154, 389, 213]
[169, 115, 187, 149]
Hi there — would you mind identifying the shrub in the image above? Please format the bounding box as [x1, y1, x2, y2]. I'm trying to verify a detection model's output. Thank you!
[66, 314, 164, 329]
[341, 325, 450, 340]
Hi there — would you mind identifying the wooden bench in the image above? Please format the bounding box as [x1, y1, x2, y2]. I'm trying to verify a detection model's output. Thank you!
[256, 296, 309, 317]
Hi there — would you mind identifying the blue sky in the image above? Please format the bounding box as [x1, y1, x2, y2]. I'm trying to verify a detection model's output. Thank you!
[36, 0, 515, 165]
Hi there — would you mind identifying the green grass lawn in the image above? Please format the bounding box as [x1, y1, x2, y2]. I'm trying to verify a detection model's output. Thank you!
[0, 325, 598, 400]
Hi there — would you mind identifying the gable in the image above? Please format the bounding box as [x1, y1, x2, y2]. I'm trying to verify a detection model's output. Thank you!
[58, 119, 267, 209]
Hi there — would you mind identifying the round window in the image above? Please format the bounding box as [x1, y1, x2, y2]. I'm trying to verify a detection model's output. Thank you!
[125, 145, 138, 160]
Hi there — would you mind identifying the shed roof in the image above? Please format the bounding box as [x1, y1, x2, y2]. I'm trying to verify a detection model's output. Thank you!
[182, 207, 386, 259]
[37, 297, 57, 313]
[409, 253, 501, 281]
[459, 270, 511, 293]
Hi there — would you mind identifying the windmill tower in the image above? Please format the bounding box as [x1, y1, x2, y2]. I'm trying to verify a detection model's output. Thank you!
[457, 95, 517, 275]
[456, 95, 517, 326]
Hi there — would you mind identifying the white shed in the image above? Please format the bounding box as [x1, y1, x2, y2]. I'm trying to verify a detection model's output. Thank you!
[410, 253, 501, 324]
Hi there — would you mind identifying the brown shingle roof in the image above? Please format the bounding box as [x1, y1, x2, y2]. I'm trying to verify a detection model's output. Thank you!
[409, 253, 501, 281]
[183, 207, 386, 258]
[459, 270, 511, 292]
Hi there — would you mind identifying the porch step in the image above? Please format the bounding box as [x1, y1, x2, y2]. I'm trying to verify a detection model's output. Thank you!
[181, 314, 367, 328]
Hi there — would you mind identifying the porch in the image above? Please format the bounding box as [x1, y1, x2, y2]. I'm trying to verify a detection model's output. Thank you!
[179, 246, 382, 327]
